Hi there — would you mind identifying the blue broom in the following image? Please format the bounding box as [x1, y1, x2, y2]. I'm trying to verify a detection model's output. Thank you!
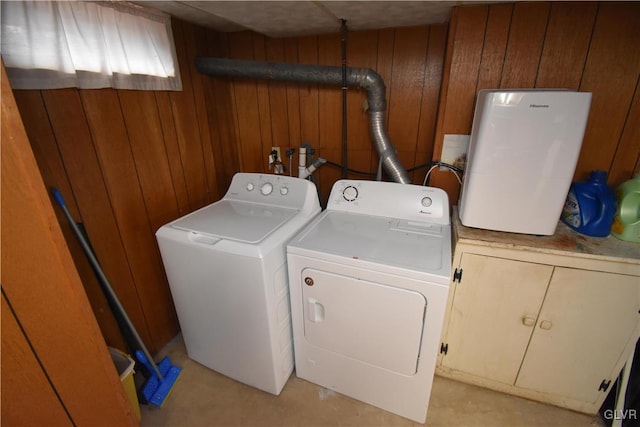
[52, 188, 181, 407]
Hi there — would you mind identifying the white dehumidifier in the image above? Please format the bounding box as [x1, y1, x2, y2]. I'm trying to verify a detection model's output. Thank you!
[458, 90, 592, 235]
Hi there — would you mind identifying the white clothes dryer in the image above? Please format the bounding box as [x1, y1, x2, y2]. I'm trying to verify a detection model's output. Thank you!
[286, 179, 451, 423]
[156, 173, 320, 395]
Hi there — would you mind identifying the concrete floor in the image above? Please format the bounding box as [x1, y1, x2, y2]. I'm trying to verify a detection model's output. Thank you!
[140, 334, 605, 427]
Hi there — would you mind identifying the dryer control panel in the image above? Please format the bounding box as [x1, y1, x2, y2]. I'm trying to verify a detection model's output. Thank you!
[328, 180, 450, 225]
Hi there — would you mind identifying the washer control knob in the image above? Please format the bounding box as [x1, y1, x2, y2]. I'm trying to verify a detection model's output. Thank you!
[342, 185, 358, 202]
[246, 183, 255, 191]
[260, 182, 273, 196]
[280, 187, 289, 196]
[421, 196, 433, 207]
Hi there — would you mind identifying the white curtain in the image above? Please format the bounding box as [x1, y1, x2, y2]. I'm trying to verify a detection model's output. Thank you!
[1, 1, 182, 91]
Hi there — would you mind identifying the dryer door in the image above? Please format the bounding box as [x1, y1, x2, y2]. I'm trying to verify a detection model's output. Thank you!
[301, 268, 426, 375]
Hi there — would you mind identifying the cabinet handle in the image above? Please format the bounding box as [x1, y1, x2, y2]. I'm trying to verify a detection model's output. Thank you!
[539, 320, 552, 330]
[522, 315, 536, 327]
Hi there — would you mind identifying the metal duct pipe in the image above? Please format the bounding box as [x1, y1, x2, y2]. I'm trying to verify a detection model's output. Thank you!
[195, 57, 411, 184]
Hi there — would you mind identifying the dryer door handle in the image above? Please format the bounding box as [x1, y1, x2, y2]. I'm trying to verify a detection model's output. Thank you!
[306, 298, 325, 323]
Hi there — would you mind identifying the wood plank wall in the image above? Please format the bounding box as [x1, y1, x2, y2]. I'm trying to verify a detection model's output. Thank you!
[432, 2, 640, 204]
[11, 19, 230, 353]
[2, 64, 137, 426]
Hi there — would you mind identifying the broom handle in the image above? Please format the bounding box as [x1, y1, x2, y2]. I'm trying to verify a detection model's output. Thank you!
[51, 188, 163, 380]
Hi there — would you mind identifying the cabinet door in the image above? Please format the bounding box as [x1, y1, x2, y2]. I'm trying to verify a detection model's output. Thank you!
[516, 268, 640, 403]
[442, 253, 552, 384]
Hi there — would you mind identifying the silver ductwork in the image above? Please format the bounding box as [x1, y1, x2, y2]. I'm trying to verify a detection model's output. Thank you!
[195, 57, 411, 184]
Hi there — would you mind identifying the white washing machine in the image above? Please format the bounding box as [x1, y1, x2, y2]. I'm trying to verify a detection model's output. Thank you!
[156, 173, 320, 395]
[286, 179, 451, 423]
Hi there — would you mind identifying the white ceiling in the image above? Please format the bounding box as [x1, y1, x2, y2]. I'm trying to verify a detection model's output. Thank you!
[135, 1, 495, 38]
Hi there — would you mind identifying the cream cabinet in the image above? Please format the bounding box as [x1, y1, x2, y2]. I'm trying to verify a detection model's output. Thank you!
[437, 208, 640, 414]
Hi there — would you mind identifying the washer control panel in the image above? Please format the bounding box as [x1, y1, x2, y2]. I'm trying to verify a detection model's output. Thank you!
[329, 179, 450, 224]
[225, 173, 318, 210]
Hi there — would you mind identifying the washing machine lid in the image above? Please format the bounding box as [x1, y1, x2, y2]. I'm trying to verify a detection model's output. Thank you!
[292, 211, 448, 274]
[171, 200, 298, 244]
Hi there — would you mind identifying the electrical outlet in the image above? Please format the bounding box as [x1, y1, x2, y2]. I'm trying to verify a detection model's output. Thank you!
[271, 146, 281, 162]
[441, 135, 469, 170]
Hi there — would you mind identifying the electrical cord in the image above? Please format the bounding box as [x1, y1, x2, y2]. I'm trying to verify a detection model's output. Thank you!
[325, 160, 377, 177]
[409, 161, 463, 174]
[423, 162, 463, 186]
[324, 159, 464, 185]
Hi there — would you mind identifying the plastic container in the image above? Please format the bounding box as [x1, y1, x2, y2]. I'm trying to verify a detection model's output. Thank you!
[561, 170, 616, 237]
[109, 347, 141, 421]
[611, 173, 640, 243]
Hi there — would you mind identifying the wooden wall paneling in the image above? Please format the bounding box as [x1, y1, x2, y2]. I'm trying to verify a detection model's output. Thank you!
[499, 2, 550, 88]
[2, 294, 74, 427]
[169, 19, 211, 210]
[476, 4, 512, 90]
[285, 37, 302, 152]
[253, 33, 276, 171]
[12, 91, 76, 207]
[117, 91, 180, 232]
[184, 22, 220, 203]
[264, 37, 287, 151]
[430, 13, 456, 166]
[535, 2, 597, 89]
[80, 89, 178, 352]
[345, 30, 377, 180]
[154, 91, 192, 217]
[40, 89, 150, 351]
[317, 33, 343, 203]
[1, 69, 138, 426]
[229, 32, 265, 173]
[431, 5, 488, 202]
[297, 35, 320, 156]
[12, 92, 113, 342]
[577, 2, 640, 183]
[387, 26, 430, 183]
[435, 6, 487, 147]
[13, 90, 127, 351]
[415, 23, 448, 185]
[609, 82, 640, 183]
[201, 31, 241, 194]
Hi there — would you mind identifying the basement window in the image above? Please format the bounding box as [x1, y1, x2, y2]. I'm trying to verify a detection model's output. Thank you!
[0, 1, 182, 91]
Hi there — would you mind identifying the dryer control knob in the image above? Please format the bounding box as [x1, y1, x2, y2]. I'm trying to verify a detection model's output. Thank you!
[260, 182, 273, 196]
[246, 183, 255, 191]
[280, 187, 289, 196]
[421, 196, 433, 207]
[343, 185, 358, 202]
